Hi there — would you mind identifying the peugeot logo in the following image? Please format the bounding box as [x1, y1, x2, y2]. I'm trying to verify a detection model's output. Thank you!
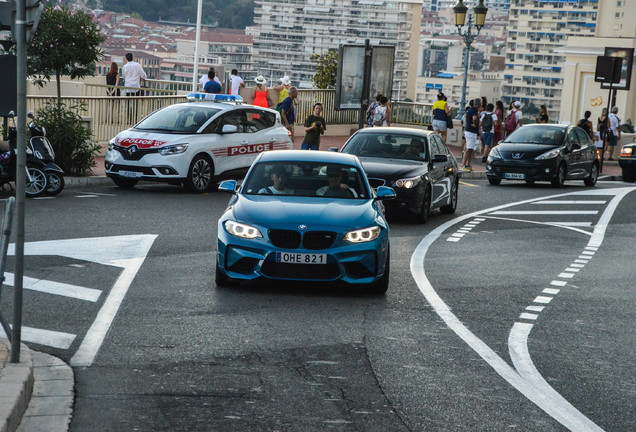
[298, 224, 307, 231]
[512, 153, 523, 159]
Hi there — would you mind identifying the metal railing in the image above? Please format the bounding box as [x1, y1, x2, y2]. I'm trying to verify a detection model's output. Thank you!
[25, 90, 433, 144]
[0, 197, 16, 354]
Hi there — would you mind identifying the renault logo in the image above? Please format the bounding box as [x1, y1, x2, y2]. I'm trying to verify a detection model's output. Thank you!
[298, 224, 307, 230]
[512, 153, 523, 159]
[127, 145, 138, 155]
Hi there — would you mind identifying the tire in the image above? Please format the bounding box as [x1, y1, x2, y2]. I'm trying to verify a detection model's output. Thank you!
[215, 260, 238, 287]
[622, 169, 635, 183]
[440, 179, 458, 214]
[45, 172, 65, 196]
[112, 176, 138, 189]
[185, 154, 214, 193]
[551, 163, 566, 187]
[584, 162, 598, 187]
[488, 178, 501, 186]
[369, 247, 390, 294]
[25, 166, 48, 197]
[416, 186, 431, 224]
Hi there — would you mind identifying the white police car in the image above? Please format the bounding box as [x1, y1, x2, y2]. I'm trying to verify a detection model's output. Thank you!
[105, 93, 293, 192]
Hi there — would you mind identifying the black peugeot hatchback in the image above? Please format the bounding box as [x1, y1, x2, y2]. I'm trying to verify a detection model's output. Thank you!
[486, 124, 599, 187]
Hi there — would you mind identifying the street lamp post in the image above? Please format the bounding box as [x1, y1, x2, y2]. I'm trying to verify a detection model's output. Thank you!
[453, 0, 488, 120]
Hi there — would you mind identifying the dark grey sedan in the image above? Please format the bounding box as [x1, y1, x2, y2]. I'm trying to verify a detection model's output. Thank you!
[486, 124, 599, 187]
[338, 127, 460, 223]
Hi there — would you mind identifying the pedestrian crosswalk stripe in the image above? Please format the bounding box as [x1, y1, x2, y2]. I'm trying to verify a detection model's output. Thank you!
[0, 326, 76, 350]
[4, 273, 102, 302]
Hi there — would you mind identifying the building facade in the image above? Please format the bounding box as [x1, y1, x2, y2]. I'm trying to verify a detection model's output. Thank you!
[247, 0, 422, 100]
[502, 0, 632, 121]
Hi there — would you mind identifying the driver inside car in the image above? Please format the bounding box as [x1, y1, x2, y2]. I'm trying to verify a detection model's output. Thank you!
[397, 139, 425, 161]
[316, 165, 358, 198]
[258, 165, 294, 195]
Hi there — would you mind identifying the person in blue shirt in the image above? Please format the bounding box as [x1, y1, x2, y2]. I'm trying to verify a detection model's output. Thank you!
[203, 70, 222, 94]
[461, 98, 481, 172]
[280, 87, 298, 143]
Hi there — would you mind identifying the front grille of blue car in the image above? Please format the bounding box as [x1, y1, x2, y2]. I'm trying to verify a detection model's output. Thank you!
[303, 231, 336, 250]
[261, 262, 340, 280]
[269, 230, 337, 250]
[269, 230, 301, 248]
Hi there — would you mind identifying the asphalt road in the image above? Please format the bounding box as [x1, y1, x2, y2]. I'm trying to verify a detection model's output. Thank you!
[1, 178, 634, 431]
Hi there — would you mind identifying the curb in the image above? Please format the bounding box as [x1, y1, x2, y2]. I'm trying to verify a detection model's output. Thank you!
[0, 341, 34, 432]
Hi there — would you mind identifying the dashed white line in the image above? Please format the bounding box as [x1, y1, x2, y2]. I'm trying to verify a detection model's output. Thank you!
[533, 296, 553, 304]
[519, 313, 538, 320]
[558, 272, 575, 279]
[542, 288, 560, 295]
[526, 305, 545, 312]
[550, 280, 567, 287]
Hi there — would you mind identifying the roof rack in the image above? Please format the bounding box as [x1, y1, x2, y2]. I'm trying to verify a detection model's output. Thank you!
[186, 93, 244, 103]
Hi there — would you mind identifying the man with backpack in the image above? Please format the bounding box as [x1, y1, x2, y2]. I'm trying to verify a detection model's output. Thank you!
[505, 101, 523, 137]
[480, 103, 497, 163]
[461, 98, 481, 172]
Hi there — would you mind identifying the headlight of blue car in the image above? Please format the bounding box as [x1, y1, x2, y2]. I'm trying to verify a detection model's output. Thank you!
[159, 143, 189, 156]
[344, 226, 381, 243]
[393, 177, 421, 189]
[535, 147, 561, 160]
[224, 220, 263, 239]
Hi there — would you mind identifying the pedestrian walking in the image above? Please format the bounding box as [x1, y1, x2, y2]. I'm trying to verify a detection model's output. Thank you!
[229, 69, 245, 97]
[301, 103, 326, 150]
[432, 92, 451, 142]
[372, 96, 390, 127]
[251, 75, 269, 108]
[462, 98, 481, 171]
[366, 94, 382, 128]
[280, 86, 298, 143]
[607, 106, 621, 160]
[536, 105, 549, 123]
[480, 103, 497, 163]
[203, 70, 222, 94]
[577, 110, 594, 139]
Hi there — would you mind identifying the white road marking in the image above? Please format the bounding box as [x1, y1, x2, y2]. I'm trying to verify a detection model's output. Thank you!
[552, 222, 593, 227]
[526, 305, 545, 312]
[575, 259, 589, 263]
[570, 264, 585, 268]
[411, 187, 636, 431]
[33, 196, 55, 200]
[451, 233, 465, 238]
[9, 234, 157, 365]
[550, 280, 567, 286]
[490, 210, 598, 215]
[519, 313, 538, 320]
[447, 237, 460, 242]
[542, 288, 560, 295]
[74, 195, 99, 198]
[565, 268, 580, 272]
[532, 200, 606, 205]
[0, 326, 76, 350]
[534, 296, 553, 304]
[558, 272, 576, 278]
[4, 273, 102, 302]
[581, 251, 595, 255]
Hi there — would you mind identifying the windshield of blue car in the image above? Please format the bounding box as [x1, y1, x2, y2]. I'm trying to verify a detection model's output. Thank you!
[341, 133, 428, 161]
[242, 162, 370, 199]
[134, 105, 221, 133]
[503, 125, 565, 146]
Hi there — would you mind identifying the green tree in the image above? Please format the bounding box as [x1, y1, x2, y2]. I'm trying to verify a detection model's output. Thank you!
[27, 5, 104, 111]
[311, 50, 338, 89]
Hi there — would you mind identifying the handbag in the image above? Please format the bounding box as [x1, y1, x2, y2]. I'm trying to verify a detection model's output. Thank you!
[446, 116, 453, 129]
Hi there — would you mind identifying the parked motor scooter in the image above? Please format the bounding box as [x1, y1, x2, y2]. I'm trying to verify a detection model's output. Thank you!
[0, 111, 49, 197]
[27, 111, 65, 196]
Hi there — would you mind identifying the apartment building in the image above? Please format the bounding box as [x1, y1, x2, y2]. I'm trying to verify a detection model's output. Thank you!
[503, 0, 604, 121]
[415, 70, 504, 107]
[246, 0, 422, 100]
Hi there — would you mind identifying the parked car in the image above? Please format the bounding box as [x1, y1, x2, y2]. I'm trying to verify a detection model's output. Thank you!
[619, 142, 636, 182]
[486, 124, 598, 187]
[338, 127, 459, 223]
[105, 93, 292, 192]
[216, 150, 396, 293]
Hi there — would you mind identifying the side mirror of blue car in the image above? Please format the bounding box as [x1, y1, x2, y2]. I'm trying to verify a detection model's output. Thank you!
[218, 180, 237, 194]
[375, 186, 396, 201]
[328, 147, 339, 152]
